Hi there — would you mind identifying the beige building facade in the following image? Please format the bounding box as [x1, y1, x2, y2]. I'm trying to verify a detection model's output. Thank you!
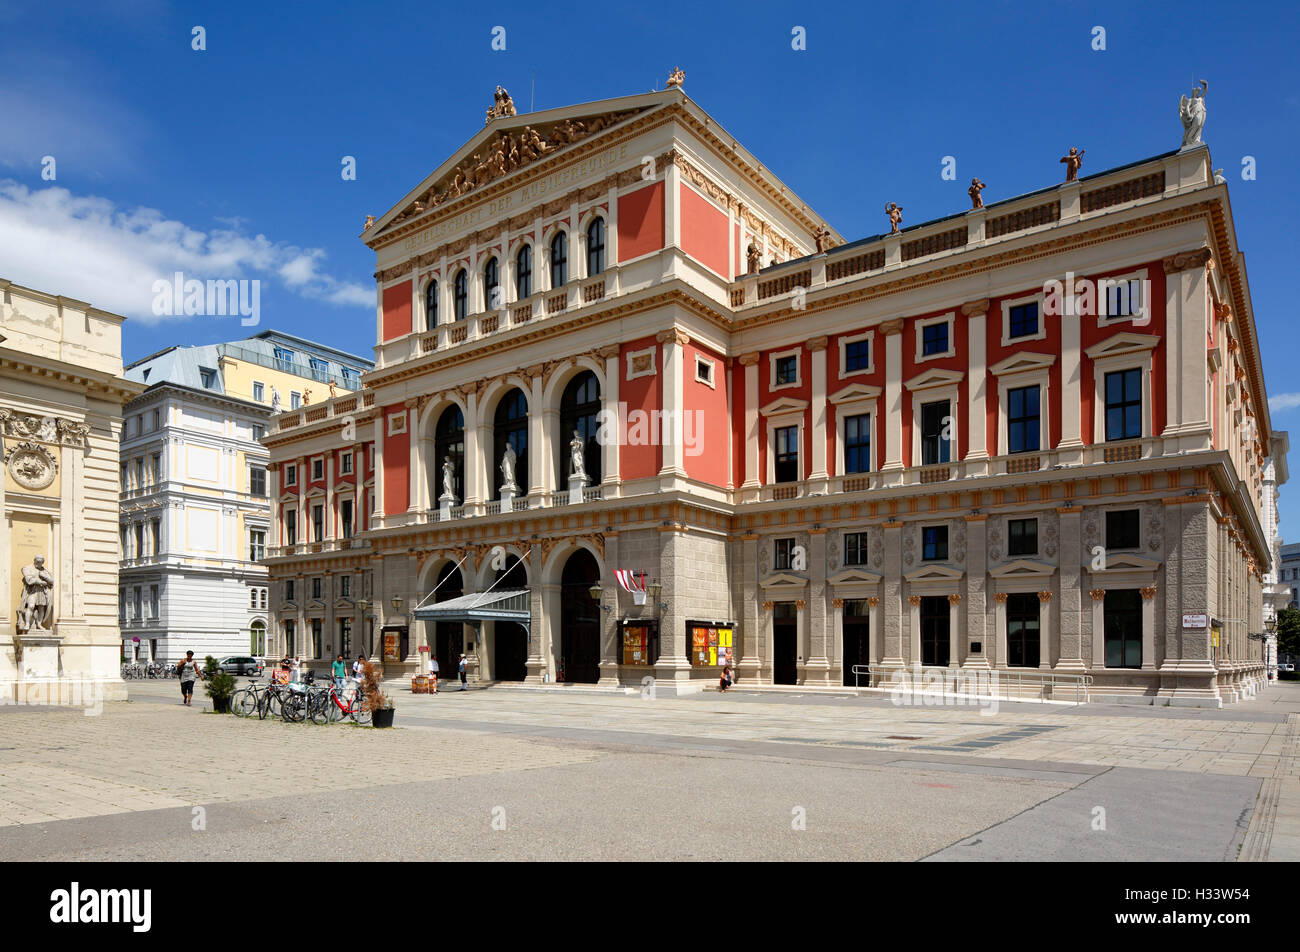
[1, 279, 143, 703]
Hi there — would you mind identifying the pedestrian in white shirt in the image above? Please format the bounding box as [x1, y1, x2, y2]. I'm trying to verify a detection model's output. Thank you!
[430, 657, 440, 694]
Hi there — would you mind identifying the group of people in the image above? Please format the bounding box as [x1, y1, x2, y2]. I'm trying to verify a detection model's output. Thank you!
[425, 653, 470, 692]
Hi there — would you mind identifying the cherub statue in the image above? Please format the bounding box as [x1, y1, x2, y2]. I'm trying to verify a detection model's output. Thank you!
[746, 243, 761, 275]
[302, 388, 311, 406]
[813, 225, 831, 254]
[363, 214, 376, 231]
[885, 202, 903, 235]
[1179, 80, 1208, 149]
[666, 66, 686, 89]
[969, 178, 986, 209]
[1060, 147, 1085, 182]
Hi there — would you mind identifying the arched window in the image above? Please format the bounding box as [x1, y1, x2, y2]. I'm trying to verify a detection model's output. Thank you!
[493, 388, 528, 496]
[550, 232, 568, 288]
[515, 245, 532, 299]
[483, 256, 499, 311]
[586, 217, 605, 277]
[424, 280, 438, 330]
[434, 406, 465, 503]
[454, 269, 468, 321]
[560, 370, 602, 485]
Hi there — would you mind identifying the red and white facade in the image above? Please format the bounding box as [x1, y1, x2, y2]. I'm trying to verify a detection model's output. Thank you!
[264, 88, 1274, 706]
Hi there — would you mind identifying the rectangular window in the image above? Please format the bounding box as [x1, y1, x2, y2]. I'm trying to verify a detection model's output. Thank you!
[1007, 302, 1039, 339]
[774, 538, 795, 571]
[150, 584, 160, 619]
[342, 368, 359, 390]
[341, 499, 354, 540]
[249, 467, 267, 497]
[250, 588, 259, 610]
[1006, 593, 1040, 667]
[152, 409, 161, 430]
[249, 529, 265, 562]
[252, 381, 265, 402]
[285, 509, 297, 545]
[1106, 509, 1140, 550]
[340, 575, 351, 598]
[844, 532, 868, 566]
[844, 339, 870, 372]
[921, 401, 951, 465]
[1008, 518, 1038, 557]
[133, 586, 143, 620]
[922, 525, 949, 561]
[312, 458, 324, 481]
[922, 322, 948, 356]
[844, 413, 871, 473]
[252, 424, 265, 442]
[310, 358, 330, 382]
[285, 464, 297, 486]
[340, 452, 353, 475]
[339, 618, 352, 659]
[312, 505, 324, 542]
[1104, 589, 1143, 668]
[151, 453, 161, 483]
[150, 519, 160, 556]
[1106, 279, 1142, 318]
[285, 579, 296, 603]
[774, 425, 799, 483]
[312, 619, 322, 659]
[774, 355, 798, 386]
[273, 347, 295, 373]
[1007, 385, 1041, 454]
[134, 523, 144, 557]
[199, 367, 217, 389]
[291, 392, 301, 410]
[1104, 369, 1143, 441]
[312, 577, 322, 600]
[283, 620, 296, 657]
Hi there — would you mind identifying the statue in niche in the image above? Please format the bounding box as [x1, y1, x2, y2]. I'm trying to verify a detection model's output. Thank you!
[442, 456, 457, 500]
[17, 555, 53, 633]
[500, 443, 519, 493]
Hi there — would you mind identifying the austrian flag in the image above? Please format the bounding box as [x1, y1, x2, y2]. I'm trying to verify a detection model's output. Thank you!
[615, 570, 647, 605]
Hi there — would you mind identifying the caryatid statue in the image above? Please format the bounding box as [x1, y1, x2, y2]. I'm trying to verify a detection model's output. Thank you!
[569, 430, 587, 480]
[500, 442, 519, 493]
[442, 456, 457, 501]
[1179, 80, 1208, 149]
[17, 555, 53, 633]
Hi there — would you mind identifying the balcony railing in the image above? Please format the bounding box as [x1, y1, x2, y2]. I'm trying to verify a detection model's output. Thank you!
[549, 485, 604, 507]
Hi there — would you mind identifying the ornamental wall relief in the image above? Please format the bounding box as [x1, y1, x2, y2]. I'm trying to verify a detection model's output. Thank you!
[5, 441, 58, 491]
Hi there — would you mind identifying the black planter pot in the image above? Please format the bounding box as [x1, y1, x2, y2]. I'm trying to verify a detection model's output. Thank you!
[212, 696, 231, 714]
[371, 708, 396, 728]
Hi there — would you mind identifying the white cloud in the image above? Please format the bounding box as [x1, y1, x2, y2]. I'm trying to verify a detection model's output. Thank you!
[1269, 393, 1300, 413]
[0, 181, 372, 322]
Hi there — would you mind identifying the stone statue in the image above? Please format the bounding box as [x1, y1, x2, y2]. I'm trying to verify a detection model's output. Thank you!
[363, 215, 376, 231]
[1179, 80, 1208, 149]
[271, 387, 281, 413]
[885, 202, 903, 235]
[302, 388, 311, 406]
[1214, 168, 1226, 184]
[1060, 147, 1085, 182]
[486, 85, 518, 122]
[442, 456, 457, 499]
[666, 66, 686, 89]
[969, 178, 986, 209]
[569, 430, 586, 479]
[813, 225, 830, 254]
[328, 380, 337, 399]
[500, 443, 519, 493]
[746, 243, 761, 275]
[17, 555, 53, 633]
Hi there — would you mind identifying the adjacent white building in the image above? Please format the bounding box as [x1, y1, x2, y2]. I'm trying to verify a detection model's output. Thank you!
[119, 331, 371, 662]
[1262, 431, 1289, 678]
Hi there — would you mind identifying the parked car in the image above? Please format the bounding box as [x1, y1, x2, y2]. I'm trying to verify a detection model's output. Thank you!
[216, 656, 264, 676]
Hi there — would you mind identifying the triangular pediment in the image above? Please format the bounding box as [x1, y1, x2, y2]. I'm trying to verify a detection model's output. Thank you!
[278, 491, 299, 504]
[829, 383, 882, 405]
[1088, 552, 1162, 574]
[760, 571, 809, 590]
[760, 397, 810, 417]
[304, 486, 326, 500]
[828, 568, 882, 586]
[367, 91, 672, 239]
[990, 558, 1056, 579]
[904, 564, 965, 582]
[1085, 332, 1160, 360]
[989, 351, 1056, 377]
[904, 367, 965, 392]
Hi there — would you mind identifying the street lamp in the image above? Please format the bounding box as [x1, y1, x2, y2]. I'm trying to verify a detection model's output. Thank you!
[391, 594, 404, 616]
[357, 598, 371, 657]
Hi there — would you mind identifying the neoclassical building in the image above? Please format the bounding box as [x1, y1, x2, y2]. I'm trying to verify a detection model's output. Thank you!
[1, 278, 144, 702]
[263, 84, 1275, 706]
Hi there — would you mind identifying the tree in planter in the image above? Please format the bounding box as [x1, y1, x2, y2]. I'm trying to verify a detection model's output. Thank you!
[359, 659, 394, 726]
[203, 655, 237, 713]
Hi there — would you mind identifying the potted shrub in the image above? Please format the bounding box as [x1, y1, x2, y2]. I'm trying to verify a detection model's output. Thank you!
[360, 659, 395, 727]
[203, 655, 237, 714]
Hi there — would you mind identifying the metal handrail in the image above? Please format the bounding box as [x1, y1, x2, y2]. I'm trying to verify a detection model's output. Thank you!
[851, 664, 1092, 704]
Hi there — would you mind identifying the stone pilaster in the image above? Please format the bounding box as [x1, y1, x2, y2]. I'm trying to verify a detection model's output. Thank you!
[1056, 505, 1086, 671]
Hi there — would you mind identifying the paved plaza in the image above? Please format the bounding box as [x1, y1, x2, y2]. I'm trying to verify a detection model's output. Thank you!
[0, 679, 1296, 861]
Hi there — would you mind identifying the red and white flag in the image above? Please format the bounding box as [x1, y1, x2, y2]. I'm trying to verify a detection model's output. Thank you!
[615, 570, 647, 605]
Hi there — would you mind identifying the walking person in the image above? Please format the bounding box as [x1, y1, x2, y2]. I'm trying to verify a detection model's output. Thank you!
[331, 654, 347, 691]
[290, 655, 301, 682]
[177, 651, 201, 706]
[458, 653, 468, 691]
[353, 653, 365, 683]
[430, 655, 440, 694]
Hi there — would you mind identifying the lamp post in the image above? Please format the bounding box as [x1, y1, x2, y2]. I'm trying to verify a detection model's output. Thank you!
[357, 598, 371, 657]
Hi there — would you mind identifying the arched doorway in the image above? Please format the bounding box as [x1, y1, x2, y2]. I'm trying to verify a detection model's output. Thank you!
[434, 405, 465, 503]
[560, 549, 600, 683]
[434, 563, 464, 679]
[559, 371, 601, 487]
[493, 388, 528, 497]
[494, 556, 529, 682]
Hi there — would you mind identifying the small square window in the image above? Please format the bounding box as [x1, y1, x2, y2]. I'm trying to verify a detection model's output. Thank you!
[1106, 509, 1140, 550]
[775, 355, 798, 386]
[312, 458, 324, 481]
[922, 323, 948, 356]
[199, 367, 217, 389]
[252, 424, 265, 442]
[695, 357, 714, 387]
[922, 525, 949, 561]
[844, 339, 870, 372]
[1008, 518, 1038, 557]
[1008, 302, 1039, 339]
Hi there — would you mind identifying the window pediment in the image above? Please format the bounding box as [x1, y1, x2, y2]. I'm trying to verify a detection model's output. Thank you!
[989, 558, 1056, 579]
[904, 564, 964, 583]
[760, 397, 810, 417]
[1085, 332, 1160, 360]
[989, 351, 1057, 377]
[828, 568, 882, 586]
[828, 383, 882, 405]
[1087, 552, 1161, 574]
[904, 367, 965, 392]
[760, 571, 809, 590]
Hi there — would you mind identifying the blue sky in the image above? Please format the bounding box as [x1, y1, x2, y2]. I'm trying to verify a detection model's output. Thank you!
[2, 0, 1298, 530]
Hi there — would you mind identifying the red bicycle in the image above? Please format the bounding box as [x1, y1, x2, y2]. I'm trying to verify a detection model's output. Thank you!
[310, 679, 372, 725]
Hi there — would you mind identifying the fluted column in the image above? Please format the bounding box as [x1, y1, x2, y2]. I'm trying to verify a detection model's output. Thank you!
[962, 299, 990, 476]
